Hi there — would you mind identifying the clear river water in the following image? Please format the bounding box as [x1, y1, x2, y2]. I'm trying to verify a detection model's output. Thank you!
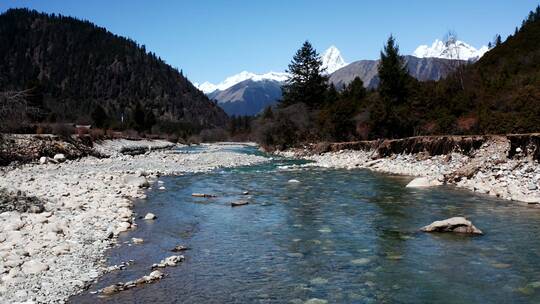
[71, 145, 540, 303]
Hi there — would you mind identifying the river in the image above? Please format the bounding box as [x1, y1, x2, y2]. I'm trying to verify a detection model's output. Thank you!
[71, 145, 540, 303]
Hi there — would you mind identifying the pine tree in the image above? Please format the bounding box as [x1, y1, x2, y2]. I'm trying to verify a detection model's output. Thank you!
[378, 35, 409, 107]
[91, 104, 108, 128]
[132, 102, 146, 132]
[262, 106, 274, 119]
[494, 34, 502, 46]
[342, 77, 366, 101]
[376, 35, 414, 138]
[281, 41, 328, 108]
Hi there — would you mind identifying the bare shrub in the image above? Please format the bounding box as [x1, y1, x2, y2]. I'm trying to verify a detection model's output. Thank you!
[199, 128, 228, 142]
[187, 135, 201, 145]
[51, 123, 75, 139]
[122, 129, 140, 139]
[89, 128, 105, 140]
[0, 90, 37, 132]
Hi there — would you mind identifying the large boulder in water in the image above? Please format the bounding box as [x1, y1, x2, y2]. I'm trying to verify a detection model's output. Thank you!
[421, 217, 483, 235]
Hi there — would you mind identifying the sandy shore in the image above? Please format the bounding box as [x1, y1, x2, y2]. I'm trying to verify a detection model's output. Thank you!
[0, 140, 268, 303]
[279, 137, 540, 204]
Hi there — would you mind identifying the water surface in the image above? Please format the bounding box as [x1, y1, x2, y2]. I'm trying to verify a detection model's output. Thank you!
[72, 146, 540, 303]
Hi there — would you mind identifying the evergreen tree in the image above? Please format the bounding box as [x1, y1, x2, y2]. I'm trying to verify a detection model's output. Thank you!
[91, 104, 108, 128]
[378, 35, 409, 107]
[281, 41, 328, 108]
[325, 83, 340, 104]
[262, 106, 274, 119]
[377, 35, 413, 138]
[132, 102, 146, 132]
[144, 110, 156, 131]
[494, 34, 502, 46]
[342, 77, 366, 101]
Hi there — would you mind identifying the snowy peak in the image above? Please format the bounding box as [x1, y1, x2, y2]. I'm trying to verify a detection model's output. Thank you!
[195, 71, 288, 94]
[413, 39, 489, 61]
[196, 45, 347, 94]
[321, 45, 347, 73]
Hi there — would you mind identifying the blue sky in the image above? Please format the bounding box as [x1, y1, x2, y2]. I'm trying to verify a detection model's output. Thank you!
[1, 0, 538, 84]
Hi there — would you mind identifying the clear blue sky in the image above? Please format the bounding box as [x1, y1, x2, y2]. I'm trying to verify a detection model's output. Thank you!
[1, 0, 538, 84]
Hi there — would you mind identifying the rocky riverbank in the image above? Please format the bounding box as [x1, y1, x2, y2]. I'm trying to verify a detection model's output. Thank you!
[0, 141, 268, 303]
[279, 135, 540, 204]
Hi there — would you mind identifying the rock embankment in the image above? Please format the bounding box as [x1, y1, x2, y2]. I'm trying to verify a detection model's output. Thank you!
[280, 135, 540, 204]
[0, 134, 100, 166]
[0, 141, 268, 303]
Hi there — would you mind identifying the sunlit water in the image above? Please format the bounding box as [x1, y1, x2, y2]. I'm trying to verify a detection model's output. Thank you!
[71, 146, 540, 303]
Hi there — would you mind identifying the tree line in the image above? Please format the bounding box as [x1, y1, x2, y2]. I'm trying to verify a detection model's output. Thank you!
[251, 5, 540, 150]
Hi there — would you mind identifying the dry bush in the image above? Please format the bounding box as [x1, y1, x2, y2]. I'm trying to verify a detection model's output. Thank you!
[457, 116, 478, 132]
[51, 123, 75, 139]
[200, 128, 228, 142]
[0, 90, 36, 133]
[89, 128, 105, 140]
[76, 127, 89, 136]
[122, 129, 140, 139]
[187, 135, 201, 145]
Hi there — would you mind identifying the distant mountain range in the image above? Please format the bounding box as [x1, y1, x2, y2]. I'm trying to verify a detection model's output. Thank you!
[199, 41, 489, 116]
[330, 55, 466, 90]
[413, 39, 489, 60]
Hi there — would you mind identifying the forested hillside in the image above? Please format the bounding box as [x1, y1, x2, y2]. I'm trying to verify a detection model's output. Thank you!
[0, 8, 227, 133]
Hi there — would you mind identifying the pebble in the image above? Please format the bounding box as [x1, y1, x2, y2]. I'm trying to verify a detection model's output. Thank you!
[132, 238, 144, 244]
[144, 213, 157, 220]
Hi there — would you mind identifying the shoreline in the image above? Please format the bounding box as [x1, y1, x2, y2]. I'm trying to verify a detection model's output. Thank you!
[0, 140, 268, 303]
[277, 136, 540, 205]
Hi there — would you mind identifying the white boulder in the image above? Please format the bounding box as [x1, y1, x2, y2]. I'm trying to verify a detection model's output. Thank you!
[53, 154, 66, 163]
[144, 213, 156, 220]
[21, 260, 49, 274]
[406, 177, 442, 188]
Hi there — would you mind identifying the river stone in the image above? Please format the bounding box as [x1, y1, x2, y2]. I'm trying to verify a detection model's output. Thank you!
[421, 217, 483, 235]
[123, 176, 149, 188]
[5, 218, 25, 231]
[231, 201, 249, 207]
[39, 156, 48, 165]
[132, 238, 144, 244]
[21, 260, 49, 274]
[144, 213, 156, 220]
[405, 177, 441, 188]
[152, 255, 184, 268]
[288, 179, 300, 183]
[53, 154, 66, 163]
[171, 245, 189, 252]
[305, 299, 328, 304]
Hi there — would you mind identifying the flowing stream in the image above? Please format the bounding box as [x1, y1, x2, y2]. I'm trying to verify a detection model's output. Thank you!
[71, 145, 540, 303]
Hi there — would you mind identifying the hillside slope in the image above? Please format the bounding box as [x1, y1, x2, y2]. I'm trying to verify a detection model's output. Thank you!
[0, 9, 227, 130]
[419, 12, 540, 134]
[330, 55, 465, 89]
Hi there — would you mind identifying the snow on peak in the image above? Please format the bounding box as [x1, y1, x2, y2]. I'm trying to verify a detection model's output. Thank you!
[321, 45, 347, 73]
[413, 39, 489, 61]
[196, 71, 289, 94]
[195, 45, 347, 94]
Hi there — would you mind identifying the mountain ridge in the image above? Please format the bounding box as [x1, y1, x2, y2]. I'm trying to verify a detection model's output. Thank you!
[0, 8, 228, 131]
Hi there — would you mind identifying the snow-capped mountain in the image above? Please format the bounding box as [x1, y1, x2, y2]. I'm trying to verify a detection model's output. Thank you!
[413, 39, 489, 61]
[321, 45, 347, 73]
[195, 71, 289, 94]
[195, 46, 347, 94]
